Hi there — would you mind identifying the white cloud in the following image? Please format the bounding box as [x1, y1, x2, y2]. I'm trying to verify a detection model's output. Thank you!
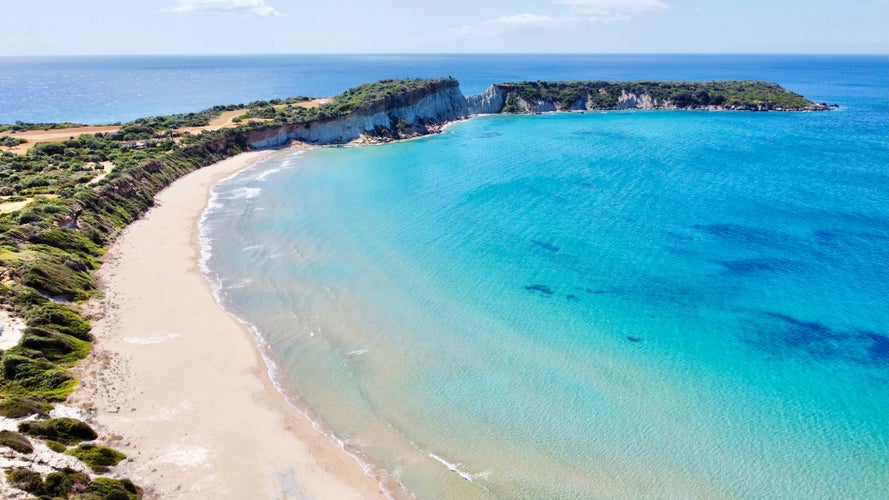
[451, 0, 667, 38]
[449, 13, 559, 39]
[164, 0, 281, 17]
[559, 0, 668, 23]
[483, 13, 559, 29]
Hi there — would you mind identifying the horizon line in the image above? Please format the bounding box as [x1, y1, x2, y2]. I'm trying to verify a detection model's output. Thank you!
[1, 52, 887, 59]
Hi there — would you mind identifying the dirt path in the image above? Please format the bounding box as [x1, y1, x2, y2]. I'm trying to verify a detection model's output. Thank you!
[1, 98, 331, 155]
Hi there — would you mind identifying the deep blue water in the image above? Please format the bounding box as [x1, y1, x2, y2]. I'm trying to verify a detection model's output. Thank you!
[4, 54, 886, 497]
[1, 54, 885, 124]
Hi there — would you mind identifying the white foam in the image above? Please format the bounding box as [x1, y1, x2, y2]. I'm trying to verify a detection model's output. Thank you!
[428, 452, 490, 482]
[195, 149, 406, 500]
[229, 186, 262, 200]
[344, 437, 372, 448]
[347, 348, 368, 356]
[255, 166, 282, 182]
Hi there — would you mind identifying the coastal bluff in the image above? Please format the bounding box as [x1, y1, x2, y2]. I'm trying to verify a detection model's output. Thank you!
[466, 80, 831, 114]
[245, 78, 469, 148]
[241, 78, 828, 149]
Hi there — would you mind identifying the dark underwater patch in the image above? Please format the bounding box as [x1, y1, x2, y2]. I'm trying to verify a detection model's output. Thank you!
[713, 257, 799, 276]
[759, 312, 889, 367]
[524, 284, 554, 295]
[765, 312, 843, 345]
[693, 223, 790, 250]
[532, 240, 560, 253]
[664, 230, 693, 243]
[814, 229, 889, 248]
[862, 331, 889, 363]
[626, 336, 643, 343]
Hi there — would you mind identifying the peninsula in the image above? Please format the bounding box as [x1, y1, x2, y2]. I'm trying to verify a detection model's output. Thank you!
[0, 77, 828, 498]
[467, 80, 831, 113]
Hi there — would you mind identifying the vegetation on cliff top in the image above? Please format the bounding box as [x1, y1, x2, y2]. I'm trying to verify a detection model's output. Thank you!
[322, 78, 459, 117]
[0, 123, 88, 133]
[496, 80, 817, 111]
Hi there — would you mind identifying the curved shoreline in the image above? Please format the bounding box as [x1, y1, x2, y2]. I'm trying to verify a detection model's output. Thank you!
[198, 150, 410, 499]
[69, 151, 386, 499]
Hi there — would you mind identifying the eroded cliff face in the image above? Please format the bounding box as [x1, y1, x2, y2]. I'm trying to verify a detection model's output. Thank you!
[466, 85, 506, 115]
[616, 91, 660, 109]
[237, 78, 828, 150]
[468, 85, 674, 113]
[246, 84, 469, 148]
[467, 81, 828, 114]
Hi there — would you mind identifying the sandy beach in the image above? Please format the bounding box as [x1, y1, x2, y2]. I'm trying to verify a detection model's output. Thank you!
[68, 151, 385, 499]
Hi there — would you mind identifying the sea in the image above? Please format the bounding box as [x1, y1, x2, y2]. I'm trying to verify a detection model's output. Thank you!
[3, 55, 887, 498]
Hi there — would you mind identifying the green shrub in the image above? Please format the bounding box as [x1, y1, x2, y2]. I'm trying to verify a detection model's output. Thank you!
[21, 251, 96, 301]
[7, 285, 49, 311]
[0, 397, 51, 418]
[66, 444, 126, 473]
[2, 351, 54, 379]
[0, 136, 27, 148]
[19, 326, 91, 363]
[4, 467, 44, 494]
[82, 476, 142, 500]
[0, 352, 76, 399]
[0, 429, 33, 453]
[31, 227, 104, 261]
[43, 468, 91, 497]
[45, 438, 67, 452]
[25, 302, 92, 341]
[18, 417, 97, 445]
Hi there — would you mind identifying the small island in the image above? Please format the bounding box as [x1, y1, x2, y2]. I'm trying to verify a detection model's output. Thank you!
[0, 77, 829, 497]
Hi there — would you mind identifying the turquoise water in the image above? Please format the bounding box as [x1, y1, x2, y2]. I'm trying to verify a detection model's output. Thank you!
[202, 98, 888, 496]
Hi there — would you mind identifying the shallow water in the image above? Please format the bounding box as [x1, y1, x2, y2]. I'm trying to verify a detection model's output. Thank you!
[201, 59, 888, 496]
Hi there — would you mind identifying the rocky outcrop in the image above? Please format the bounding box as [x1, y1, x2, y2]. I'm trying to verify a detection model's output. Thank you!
[246, 82, 469, 148]
[466, 81, 830, 114]
[466, 86, 506, 115]
[616, 91, 659, 109]
[240, 78, 830, 149]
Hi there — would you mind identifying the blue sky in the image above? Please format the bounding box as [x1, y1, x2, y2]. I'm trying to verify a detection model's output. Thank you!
[2, 0, 887, 55]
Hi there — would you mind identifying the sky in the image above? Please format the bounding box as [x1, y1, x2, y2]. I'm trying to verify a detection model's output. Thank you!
[1, 0, 887, 56]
